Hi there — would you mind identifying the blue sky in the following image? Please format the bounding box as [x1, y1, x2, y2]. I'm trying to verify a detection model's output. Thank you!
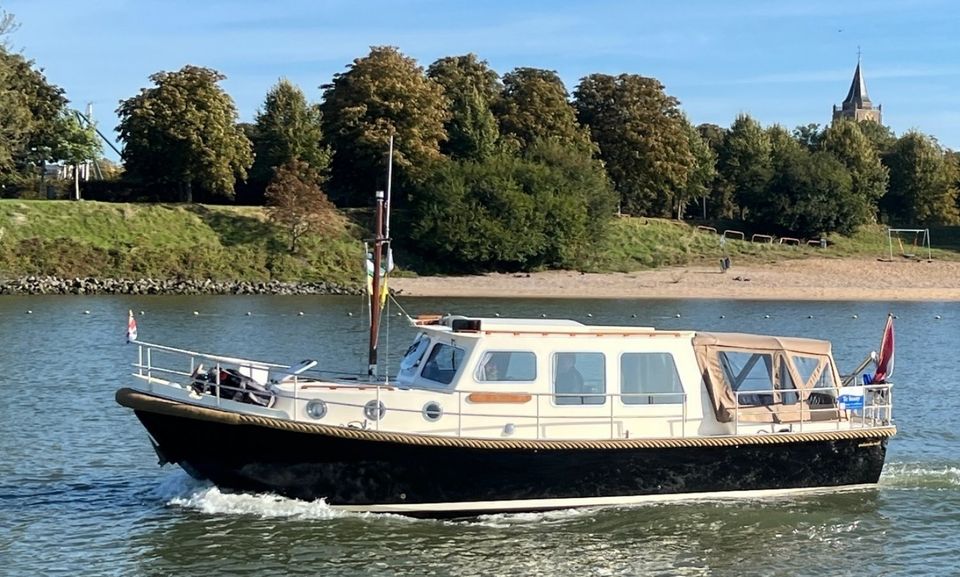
[5, 0, 960, 160]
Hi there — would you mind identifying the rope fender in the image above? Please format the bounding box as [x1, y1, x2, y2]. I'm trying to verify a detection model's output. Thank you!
[117, 388, 896, 451]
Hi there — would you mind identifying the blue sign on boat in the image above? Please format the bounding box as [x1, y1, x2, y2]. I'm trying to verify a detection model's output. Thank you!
[838, 394, 864, 410]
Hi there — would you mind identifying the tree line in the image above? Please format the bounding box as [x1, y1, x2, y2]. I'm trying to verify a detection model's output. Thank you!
[2, 7, 959, 272]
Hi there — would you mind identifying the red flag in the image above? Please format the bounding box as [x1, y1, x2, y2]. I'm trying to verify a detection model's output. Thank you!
[871, 314, 894, 383]
[127, 310, 138, 343]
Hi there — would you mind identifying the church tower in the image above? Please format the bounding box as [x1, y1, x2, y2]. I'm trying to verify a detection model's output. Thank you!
[832, 56, 882, 124]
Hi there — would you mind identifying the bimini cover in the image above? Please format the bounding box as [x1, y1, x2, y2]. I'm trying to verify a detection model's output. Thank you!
[693, 332, 841, 423]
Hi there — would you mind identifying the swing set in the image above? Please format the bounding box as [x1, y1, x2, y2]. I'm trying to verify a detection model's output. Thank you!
[885, 228, 932, 261]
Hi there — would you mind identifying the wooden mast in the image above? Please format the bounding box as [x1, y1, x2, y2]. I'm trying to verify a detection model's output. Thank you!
[368, 189, 385, 378]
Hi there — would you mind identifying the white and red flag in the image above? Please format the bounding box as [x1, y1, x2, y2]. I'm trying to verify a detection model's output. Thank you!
[871, 314, 895, 383]
[127, 310, 138, 343]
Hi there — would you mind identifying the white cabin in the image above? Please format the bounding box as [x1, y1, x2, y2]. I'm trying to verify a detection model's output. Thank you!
[131, 315, 893, 441]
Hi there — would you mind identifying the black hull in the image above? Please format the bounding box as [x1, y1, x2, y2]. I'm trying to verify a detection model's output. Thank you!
[122, 391, 891, 515]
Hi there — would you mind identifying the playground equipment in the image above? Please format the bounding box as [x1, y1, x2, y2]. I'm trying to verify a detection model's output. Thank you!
[886, 228, 932, 261]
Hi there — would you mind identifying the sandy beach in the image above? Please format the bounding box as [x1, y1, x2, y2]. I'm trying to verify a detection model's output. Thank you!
[392, 258, 960, 300]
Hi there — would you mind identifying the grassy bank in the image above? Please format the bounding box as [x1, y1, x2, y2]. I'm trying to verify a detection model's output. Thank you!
[2, 200, 957, 283]
[584, 217, 960, 272]
[0, 200, 363, 285]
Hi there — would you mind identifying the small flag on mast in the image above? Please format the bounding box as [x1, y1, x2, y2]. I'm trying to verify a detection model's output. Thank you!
[127, 310, 138, 343]
[871, 314, 894, 383]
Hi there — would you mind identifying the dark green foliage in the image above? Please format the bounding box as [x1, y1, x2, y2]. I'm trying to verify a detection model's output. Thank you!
[0, 46, 68, 185]
[883, 131, 959, 225]
[574, 74, 693, 217]
[718, 114, 772, 219]
[320, 46, 449, 206]
[427, 54, 500, 161]
[793, 123, 825, 151]
[763, 127, 858, 236]
[408, 140, 615, 271]
[857, 121, 897, 156]
[251, 79, 330, 190]
[494, 67, 588, 152]
[822, 120, 888, 223]
[116, 65, 253, 202]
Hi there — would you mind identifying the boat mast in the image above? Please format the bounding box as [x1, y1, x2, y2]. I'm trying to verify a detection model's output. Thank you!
[367, 136, 394, 378]
[368, 189, 385, 378]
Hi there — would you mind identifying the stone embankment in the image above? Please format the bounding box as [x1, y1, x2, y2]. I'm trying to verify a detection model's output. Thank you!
[0, 276, 363, 296]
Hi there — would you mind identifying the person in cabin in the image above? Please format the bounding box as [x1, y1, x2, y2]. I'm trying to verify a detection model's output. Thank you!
[555, 354, 584, 389]
[482, 357, 500, 381]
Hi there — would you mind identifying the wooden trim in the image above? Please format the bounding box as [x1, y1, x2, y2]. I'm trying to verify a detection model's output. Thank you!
[467, 392, 532, 404]
[300, 385, 395, 391]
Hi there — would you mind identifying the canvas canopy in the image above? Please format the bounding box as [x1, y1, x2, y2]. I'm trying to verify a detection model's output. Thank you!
[693, 332, 842, 424]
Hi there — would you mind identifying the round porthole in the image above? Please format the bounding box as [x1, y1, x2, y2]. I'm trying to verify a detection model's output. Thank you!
[305, 399, 327, 419]
[364, 400, 386, 421]
[422, 401, 443, 422]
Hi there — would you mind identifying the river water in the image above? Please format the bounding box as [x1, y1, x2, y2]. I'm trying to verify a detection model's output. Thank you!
[0, 295, 957, 576]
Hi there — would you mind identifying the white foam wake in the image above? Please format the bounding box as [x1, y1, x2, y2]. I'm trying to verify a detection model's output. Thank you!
[880, 463, 960, 489]
[152, 471, 408, 521]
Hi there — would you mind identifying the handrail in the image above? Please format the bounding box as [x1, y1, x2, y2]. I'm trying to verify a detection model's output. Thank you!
[131, 342, 893, 441]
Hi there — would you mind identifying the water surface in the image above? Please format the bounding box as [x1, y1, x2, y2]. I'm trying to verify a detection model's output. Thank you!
[0, 296, 956, 576]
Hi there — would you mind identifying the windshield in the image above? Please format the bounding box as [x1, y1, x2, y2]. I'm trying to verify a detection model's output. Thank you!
[397, 334, 431, 381]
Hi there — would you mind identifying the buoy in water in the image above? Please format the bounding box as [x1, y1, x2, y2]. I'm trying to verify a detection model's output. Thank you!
[84, 310, 90, 315]
[298, 311, 305, 316]
[935, 315, 942, 320]
[348, 312, 354, 317]
[719, 315, 725, 319]
[586, 313, 593, 318]
[246, 311, 252, 316]
[852, 314, 858, 319]
[631, 314, 637, 318]
[764, 314, 770, 319]
[675, 313, 681, 318]
[26, 310, 32, 314]
[193, 311, 199, 316]
[139, 311, 145, 315]
[541, 313, 547, 318]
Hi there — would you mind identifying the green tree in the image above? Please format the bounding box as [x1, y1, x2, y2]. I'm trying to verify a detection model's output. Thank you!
[764, 127, 858, 236]
[718, 114, 772, 219]
[822, 120, 888, 223]
[883, 131, 959, 225]
[697, 123, 734, 218]
[495, 67, 587, 152]
[857, 121, 897, 157]
[0, 47, 68, 185]
[116, 65, 253, 202]
[265, 160, 343, 253]
[320, 46, 449, 206]
[574, 74, 693, 217]
[0, 50, 30, 178]
[793, 123, 824, 151]
[683, 122, 718, 219]
[51, 112, 100, 200]
[427, 54, 500, 161]
[409, 140, 614, 271]
[250, 79, 330, 189]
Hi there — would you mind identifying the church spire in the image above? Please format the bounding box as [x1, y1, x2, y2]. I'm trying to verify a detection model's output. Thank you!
[832, 52, 882, 125]
[842, 55, 872, 109]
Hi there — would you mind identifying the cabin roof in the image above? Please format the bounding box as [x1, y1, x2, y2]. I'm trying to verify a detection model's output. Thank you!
[692, 331, 832, 355]
[417, 315, 689, 340]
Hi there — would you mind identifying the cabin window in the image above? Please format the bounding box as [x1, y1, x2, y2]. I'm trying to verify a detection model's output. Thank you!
[620, 352, 684, 404]
[476, 351, 537, 382]
[398, 334, 431, 381]
[778, 360, 799, 405]
[420, 342, 465, 386]
[791, 354, 837, 406]
[718, 351, 774, 406]
[553, 352, 605, 405]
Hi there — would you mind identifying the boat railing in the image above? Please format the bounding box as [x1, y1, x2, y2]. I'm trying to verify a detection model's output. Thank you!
[131, 341, 893, 440]
[733, 383, 893, 435]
